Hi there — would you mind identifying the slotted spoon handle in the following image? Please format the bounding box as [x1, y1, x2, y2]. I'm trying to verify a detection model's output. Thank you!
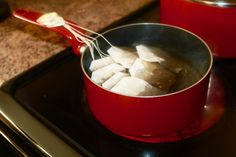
[13, 9, 84, 56]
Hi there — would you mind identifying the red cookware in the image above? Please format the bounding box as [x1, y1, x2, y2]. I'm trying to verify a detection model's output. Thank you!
[160, 0, 236, 58]
[13, 9, 212, 141]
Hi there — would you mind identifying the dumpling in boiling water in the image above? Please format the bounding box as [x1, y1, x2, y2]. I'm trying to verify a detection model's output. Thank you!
[129, 59, 176, 92]
[91, 63, 125, 85]
[111, 76, 164, 96]
[89, 56, 114, 72]
[107, 46, 138, 68]
[136, 45, 183, 74]
[102, 72, 129, 90]
[136, 44, 165, 63]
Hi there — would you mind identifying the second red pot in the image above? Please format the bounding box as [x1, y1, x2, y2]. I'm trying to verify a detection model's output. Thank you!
[160, 0, 236, 58]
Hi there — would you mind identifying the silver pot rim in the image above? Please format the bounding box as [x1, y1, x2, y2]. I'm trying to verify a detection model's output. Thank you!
[191, 0, 236, 7]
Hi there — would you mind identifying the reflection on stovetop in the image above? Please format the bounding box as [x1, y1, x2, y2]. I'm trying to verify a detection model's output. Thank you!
[1, 47, 236, 157]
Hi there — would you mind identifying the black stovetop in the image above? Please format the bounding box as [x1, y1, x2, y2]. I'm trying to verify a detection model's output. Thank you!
[1, 47, 236, 157]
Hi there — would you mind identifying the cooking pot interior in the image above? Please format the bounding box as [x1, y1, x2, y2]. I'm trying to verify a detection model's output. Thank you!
[82, 23, 211, 90]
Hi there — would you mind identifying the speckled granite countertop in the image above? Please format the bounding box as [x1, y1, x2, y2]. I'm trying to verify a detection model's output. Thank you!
[0, 0, 155, 86]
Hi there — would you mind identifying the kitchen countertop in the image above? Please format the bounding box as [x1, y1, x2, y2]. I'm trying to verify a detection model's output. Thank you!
[0, 0, 155, 86]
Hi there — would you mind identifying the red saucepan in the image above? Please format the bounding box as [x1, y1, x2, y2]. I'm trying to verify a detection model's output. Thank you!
[160, 0, 236, 58]
[13, 9, 212, 140]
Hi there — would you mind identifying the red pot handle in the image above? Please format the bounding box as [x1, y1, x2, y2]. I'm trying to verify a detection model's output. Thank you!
[13, 9, 84, 56]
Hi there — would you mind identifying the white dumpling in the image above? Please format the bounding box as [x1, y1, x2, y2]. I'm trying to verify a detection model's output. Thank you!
[102, 72, 129, 90]
[129, 58, 176, 91]
[107, 46, 138, 68]
[91, 63, 125, 85]
[111, 76, 164, 96]
[136, 45, 165, 63]
[89, 56, 114, 72]
[137, 45, 183, 74]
